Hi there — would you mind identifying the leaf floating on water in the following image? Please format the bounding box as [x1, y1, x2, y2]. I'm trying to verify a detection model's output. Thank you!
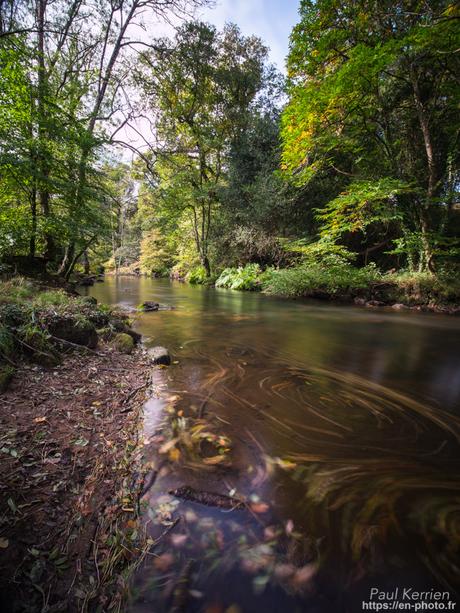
[250, 502, 269, 514]
[170, 533, 188, 548]
[153, 552, 175, 572]
[225, 605, 242, 613]
[168, 447, 181, 462]
[291, 564, 316, 589]
[253, 574, 270, 594]
[202, 455, 226, 465]
[158, 438, 179, 454]
[285, 519, 294, 535]
[0, 538, 9, 549]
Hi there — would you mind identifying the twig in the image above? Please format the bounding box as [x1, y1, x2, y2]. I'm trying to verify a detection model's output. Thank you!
[149, 516, 181, 550]
[48, 335, 103, 356]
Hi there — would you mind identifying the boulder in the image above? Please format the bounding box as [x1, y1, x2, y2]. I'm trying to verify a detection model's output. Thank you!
[391, 303, 409, 311]
[123, 327, 142, 343]
[150, 346, 171, 365]
[140, 301, 160, 312]
[113, 332, 134, 354]
[110, 318, 142, 343]
[353, 297, 367, 306]
[46, 316, 98, 348]
[81, 296, 98, 306]
[365, 300, 385, 308]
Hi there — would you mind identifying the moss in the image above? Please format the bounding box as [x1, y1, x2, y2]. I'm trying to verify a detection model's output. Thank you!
[97, 326, 114, 341]
[113, 333, 134, 354]
[0, 364, 15, 393]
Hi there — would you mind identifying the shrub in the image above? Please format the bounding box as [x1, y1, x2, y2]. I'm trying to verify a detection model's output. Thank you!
[261, 262, 381, 297]
[187, 266, 209, 285]
[215, 264, 261, 291]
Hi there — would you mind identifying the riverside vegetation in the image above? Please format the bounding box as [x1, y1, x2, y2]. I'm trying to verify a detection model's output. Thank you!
[0, 1, 458, 310]
[0, 0, 459, 610]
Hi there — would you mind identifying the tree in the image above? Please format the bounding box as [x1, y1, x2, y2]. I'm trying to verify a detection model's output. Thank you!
[0, 0, 211, 277]
[135, 21, 268, 275]
[283, 0, 460, 271]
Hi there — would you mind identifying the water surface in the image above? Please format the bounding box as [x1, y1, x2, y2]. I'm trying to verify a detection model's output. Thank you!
[87, 277, 460, 612]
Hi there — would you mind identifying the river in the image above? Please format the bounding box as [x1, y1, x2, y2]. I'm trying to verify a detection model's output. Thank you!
[86, 276, 460, 613]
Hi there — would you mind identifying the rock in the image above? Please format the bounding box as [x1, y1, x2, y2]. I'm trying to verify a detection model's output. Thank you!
[113, 332, 134, 354]
[78, 277, 94, 287]
[391, 303, 409, 310]
[150, 346, 171, 365]
[0, 365, 15, 393]
[46, 316, 98, 348]
[123, 327, 142, 343]
[140, 301, 160, 312]
[354, 297, 367, 306]
[366, 300, 385, 308]
[96, 326, 114, 341]
[110, 317, 142, 343]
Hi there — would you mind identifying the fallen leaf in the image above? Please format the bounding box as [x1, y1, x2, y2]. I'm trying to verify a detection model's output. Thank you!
[170, 534, 188, 548]
[153, 552, 174, 572]
[34, 417, 47, 423]
[0, 538, 9, 549]
[250, 502, 269, 514]
[168, 447, 181, 462]
[202, 455, 226, 465]
[158, 438, 178, 454]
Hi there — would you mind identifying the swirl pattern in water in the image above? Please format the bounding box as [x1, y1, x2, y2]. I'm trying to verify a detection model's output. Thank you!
[85, 277, 460, 612]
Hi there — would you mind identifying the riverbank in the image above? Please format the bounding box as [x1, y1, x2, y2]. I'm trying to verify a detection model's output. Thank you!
[190, 264, 460, 315]
[107, 264, 460, 315]
[0, 278, 153, 612]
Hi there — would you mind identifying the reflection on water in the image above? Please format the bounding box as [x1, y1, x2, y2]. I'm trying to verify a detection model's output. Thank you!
[86, 277, 460, 611]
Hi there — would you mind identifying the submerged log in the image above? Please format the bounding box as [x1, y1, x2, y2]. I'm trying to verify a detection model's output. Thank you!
[169, 485, 244, 510]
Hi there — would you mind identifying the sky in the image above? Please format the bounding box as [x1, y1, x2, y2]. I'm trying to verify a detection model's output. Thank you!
[117, 0, 300, 152]
[197, 0, 300, 73]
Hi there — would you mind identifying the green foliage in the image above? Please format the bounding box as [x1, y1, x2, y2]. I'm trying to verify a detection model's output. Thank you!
[112, 333, 134, 355]
[139, 229, 175, 277]
[134, 21, 270, 276]
[0, 325, 15, 358]
[283, 0, 460, 271]
[317, 179, 409, 240]
[261, 262, 381, 298]
[215, 264, 262, 291]
[187, 266, 209, 285]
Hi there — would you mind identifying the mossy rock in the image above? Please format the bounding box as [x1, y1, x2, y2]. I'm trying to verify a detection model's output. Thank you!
[0, 365, 15, 393]
[97, 326, 114, 341]
[113, 332, 134, 354]
[45, 315, 98, 348]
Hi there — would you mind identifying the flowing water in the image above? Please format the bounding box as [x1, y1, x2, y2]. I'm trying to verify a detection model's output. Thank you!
[86, 276, 460, 613]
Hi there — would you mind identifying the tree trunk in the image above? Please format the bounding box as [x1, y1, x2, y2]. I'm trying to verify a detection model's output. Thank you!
[29, 188, 37, 258]
[411, 68, 437, 273]
[36, 0, 55, 260]
[82, 250, 90, 275]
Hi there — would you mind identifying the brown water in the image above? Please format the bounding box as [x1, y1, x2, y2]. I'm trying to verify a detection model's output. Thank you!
[87, 276, 460, 613]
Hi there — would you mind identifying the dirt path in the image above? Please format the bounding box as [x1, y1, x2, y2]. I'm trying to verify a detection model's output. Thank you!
[0, 344, 152, 612]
